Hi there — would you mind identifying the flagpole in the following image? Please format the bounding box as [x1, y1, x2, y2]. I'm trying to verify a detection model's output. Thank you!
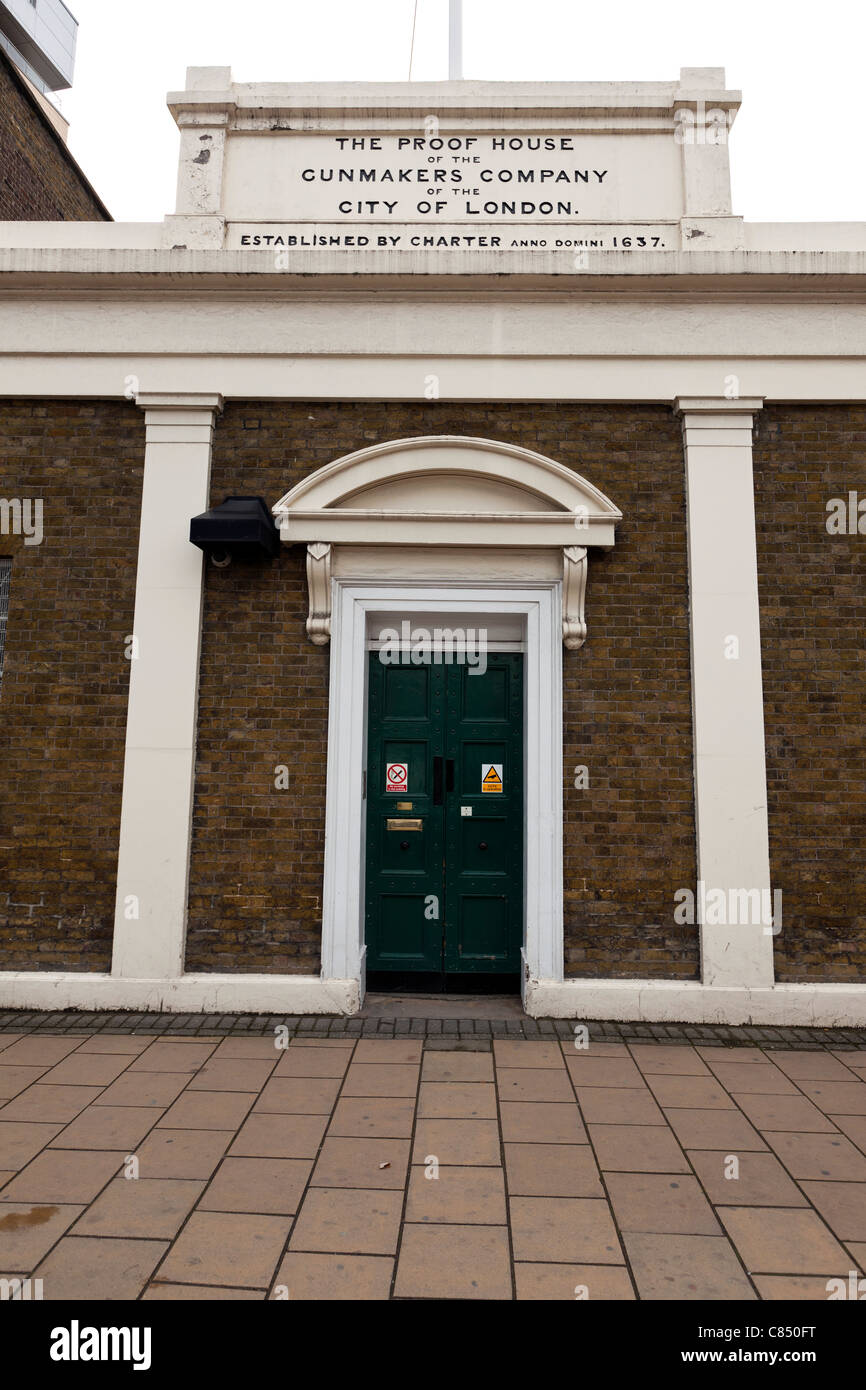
[449, 0, 463, 79]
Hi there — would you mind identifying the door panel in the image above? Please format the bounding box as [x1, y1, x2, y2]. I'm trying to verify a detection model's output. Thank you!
[383, 664, 433, 719]
[461, 663, 509, 719]
[365, 651, 523, 977]
[376, 894, 436, 968]
[454, 895, 509, 963]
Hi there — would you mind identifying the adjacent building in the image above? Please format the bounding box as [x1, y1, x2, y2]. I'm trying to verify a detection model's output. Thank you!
[0, 0, 109, 219]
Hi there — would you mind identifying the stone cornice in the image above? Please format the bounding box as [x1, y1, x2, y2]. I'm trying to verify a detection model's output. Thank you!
[3, 247, 866, 295]
[167, 75, 742, 130]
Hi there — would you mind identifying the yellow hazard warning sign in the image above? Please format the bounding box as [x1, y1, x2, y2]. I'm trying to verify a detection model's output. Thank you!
[481, 762, 503, 793]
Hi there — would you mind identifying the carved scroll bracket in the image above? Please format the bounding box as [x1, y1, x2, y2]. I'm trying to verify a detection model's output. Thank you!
[305, 542, 332, 645]
[562, 545, 588, 649]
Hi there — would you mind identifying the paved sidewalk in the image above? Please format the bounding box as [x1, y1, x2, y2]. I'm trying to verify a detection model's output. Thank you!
[1, 1031, 865, 1300]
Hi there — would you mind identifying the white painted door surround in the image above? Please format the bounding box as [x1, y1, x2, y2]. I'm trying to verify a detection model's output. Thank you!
[320, 582, 564, 1000]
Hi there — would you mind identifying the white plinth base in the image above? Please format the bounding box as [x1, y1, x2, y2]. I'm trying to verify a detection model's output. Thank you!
[0, 971, 863, 1027]
[525, 978, 866, 1028]
[0, 973, 360, 1016]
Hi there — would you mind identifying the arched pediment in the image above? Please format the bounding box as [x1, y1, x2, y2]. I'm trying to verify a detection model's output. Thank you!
[272, 436, 621, 649]
[273, 436, 621, 547]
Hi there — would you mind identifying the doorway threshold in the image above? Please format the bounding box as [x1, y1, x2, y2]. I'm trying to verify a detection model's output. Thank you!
[360, 992, 527, 1020]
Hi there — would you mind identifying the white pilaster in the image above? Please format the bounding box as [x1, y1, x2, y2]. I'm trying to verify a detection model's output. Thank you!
[675, 396, 775, 989]
[111, 392, 223, 979]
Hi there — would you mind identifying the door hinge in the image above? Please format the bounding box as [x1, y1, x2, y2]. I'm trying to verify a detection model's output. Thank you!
[362, 771, 367, 799]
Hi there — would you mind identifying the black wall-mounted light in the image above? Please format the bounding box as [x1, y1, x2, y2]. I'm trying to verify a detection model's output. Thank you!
[189, 496, 280, 565]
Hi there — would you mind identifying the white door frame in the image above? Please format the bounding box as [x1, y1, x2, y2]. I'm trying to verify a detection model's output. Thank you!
[320, 580, 564, 998]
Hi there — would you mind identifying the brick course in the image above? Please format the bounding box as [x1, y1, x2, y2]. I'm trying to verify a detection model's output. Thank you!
[753, 406, 866, 980]
[185, 402, 699, 979]
[0, 50, 109, 220]
[0, 401, 142, 969]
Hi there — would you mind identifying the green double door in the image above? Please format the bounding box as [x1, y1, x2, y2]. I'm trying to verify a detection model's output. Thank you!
[365, 652, 523, 983]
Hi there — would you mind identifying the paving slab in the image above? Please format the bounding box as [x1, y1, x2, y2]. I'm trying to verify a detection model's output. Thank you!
[719, 1206, 853, 1276]
[230, 1113, 328, 1159]
[771, 1052, 861, 1082]
[0, 1201, 84, 1267]
[254, 1077, 342, 1114]
[511, 1195, 623, 1264]
[628, 1045, 712, 1076]
[273, 1048, 352, 1078]
[605, 1172, 722, 1236]
[271, 1252, 393, 1300]
[405, 1164, 506, 1225]
[644, 1074, 735, 1110]
[39, 1054, 134, 1087]
[341, 1063, 419, 1097]
[34, 1235, 169, 1300]
[0, 1038, 86, 1067]
[796, 1080, 866, 1115]
[144, 1282, 265, 1300]
[0, 1066, 52, 1099]
[515, 1262, 635, 1300]
[590, 1124, 690, 1173]
[156, 1211, 292, 1288]
[0, 1121, 64, 1170]
[71, 1178, 204, 1239]
[157, 1091, 256, 1131]
[310, 1136, 410, 1190]
[764, 1131, 866, 1181]
[394, 1223, 512, 1300]
[135, 1129, 234, 1180]
[0, 1149, 125, 1204]
[0, 1085, 104, 1124]
[493, 1040, 564, 1068]
[47, 1105, 159, 1150]
[624, 1232, 756, 1300]
[500, 1101, 586, 1143]
[575, 1086, 665, 1125]
[686, 1150, 809, 1207]
[504, 1142, 604, 1198]
[418, 1081, 497, 1119]
[753, 1274, 856, 1300]
[289, 1187, 403, 1255]
[197, 1157, 311, 1215]
[799, 1181, 866, 1242]
[421, 1051, 494, 1082]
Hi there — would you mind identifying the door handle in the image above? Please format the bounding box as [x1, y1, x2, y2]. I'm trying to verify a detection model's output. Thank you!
[446, 758, 455, 792]
[433, 755, 443, 805]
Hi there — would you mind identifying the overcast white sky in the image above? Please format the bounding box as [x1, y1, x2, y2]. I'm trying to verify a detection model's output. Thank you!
[58, 0, 864, 225]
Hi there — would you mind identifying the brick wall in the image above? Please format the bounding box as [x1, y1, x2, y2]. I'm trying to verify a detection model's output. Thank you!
[185, 402, 699, 979]
[0, 401, 142, 970]
[0, 51, 109, 220]
[754, 406, 866, 980]
[3, 398, 859, 986]
[559, 407, 698, 979]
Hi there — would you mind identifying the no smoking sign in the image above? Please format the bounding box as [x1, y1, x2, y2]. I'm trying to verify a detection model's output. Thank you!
[385, 762, 408, 793]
